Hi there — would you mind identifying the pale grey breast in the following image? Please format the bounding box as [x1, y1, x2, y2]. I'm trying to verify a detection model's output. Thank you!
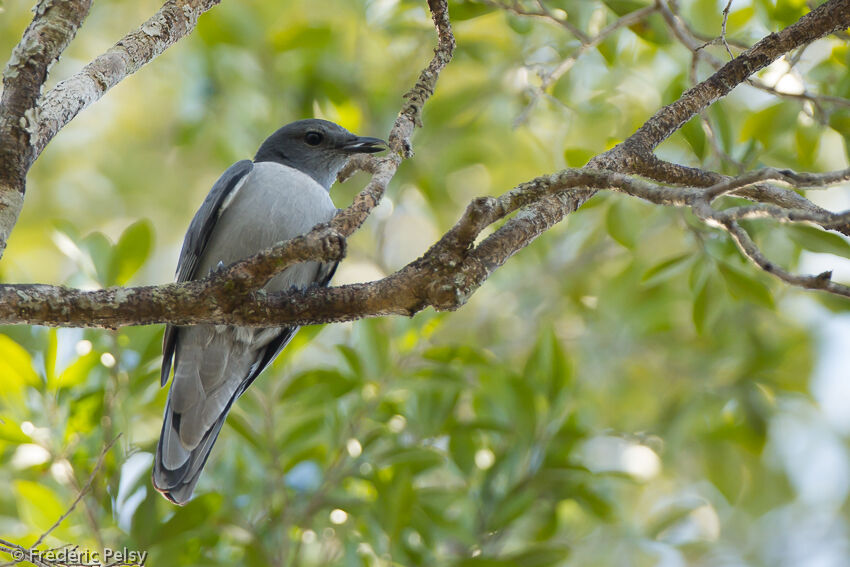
[197, 161, 338, 292]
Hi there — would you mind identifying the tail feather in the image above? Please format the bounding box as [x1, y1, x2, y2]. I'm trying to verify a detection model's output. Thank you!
[154, 325, 300, 504]
[152, 397, 235, 505]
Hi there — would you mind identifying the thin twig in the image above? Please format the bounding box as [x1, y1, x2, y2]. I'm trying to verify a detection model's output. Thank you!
[29, 435, 120, 550]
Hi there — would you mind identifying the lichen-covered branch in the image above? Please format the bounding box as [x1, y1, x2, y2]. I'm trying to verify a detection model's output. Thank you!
[1, 0, 849, 331]
[592, 0, 850, 165]
[0, 0, 222, 259]
[0, 0, 93, 258]
[3, 161, 849, 327]
[32, 0, 223, 161]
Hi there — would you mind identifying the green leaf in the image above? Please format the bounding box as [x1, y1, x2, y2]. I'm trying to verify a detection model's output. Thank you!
[487, 486, 536, 531]
[786, 224, 850, 258]
[14, 481, 66, 536]
[523, 329, 573, 397]
[829, 109, 850, 157]
[602, 0, 652, 17]
[692, 271, 724, 334]
[740, 103, 796, 146]
[641, 253, 693, 286]
[450, 2, 498, 21]
[379, 447, 445, 473]
[227, 412, 263, 451]
[80, 231, 113, 286]
[708, 103, 733, 155]
[795, 121, 821, 169]
[509, 377, 538, 436]
[423, 344, 493, 366]
[772, 0, 807, 27]
[605, 199, 638, 249]
[154, 493, 223, 541]
[280, 368, 356, 401]
[563, 148, 595, 167]
[108, 219, 153, 286]
[681, 116, 706, 160]
[55, 352, 99, 390]
[0, 335, 40, 404]
[506, 13, 533, 34]
[718, 262, 774, 309]
[449, 430, 477, 475]
[336, 344, 364, 378]
[0, 419, 32, 443]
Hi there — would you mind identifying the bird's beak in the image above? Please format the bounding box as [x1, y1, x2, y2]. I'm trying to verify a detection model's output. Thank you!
[340, 136, 386, 154]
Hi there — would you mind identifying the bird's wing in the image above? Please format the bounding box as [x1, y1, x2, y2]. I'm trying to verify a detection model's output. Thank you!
[161, 159, 254, 386]
[154, 163, 339, 504]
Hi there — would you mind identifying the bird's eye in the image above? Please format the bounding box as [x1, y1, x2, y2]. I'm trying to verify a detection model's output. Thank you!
[304, 131, 323, 146]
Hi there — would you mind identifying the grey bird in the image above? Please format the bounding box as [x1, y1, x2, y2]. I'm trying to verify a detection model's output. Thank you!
[153, 119, 384, 504]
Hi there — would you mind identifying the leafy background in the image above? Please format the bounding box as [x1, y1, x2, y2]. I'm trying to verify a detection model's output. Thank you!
[1, 0, 850, 565]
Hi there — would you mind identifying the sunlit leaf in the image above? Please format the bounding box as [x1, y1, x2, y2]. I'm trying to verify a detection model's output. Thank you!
[108, 219, 153, 286]
[0, 335, 40, 404]
[14, 481, 65, 536]
[605, 199, 638, 249]
[55, 352, 99, 390]
[718, 262, 775, 309]
[80, 231, 113, 286]
[786, 224, 850, 258]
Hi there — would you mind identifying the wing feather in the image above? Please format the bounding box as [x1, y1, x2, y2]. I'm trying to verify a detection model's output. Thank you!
[161, 160, 254, 386]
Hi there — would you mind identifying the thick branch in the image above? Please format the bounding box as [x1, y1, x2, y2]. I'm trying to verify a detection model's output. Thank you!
[32, 0, 222, 161]
[0, 0, 222, 259]
[1, 0, 849, 330]
[0, 0, 92, 257]
[4, 163, 849, 327]
[591, 0, 850, 166]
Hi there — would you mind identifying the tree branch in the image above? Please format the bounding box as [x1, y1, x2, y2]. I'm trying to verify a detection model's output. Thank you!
[31, 0, 222, 162]
[1, 0, 849, 332]
[0, 0, 222, 259]
[591, 0, 850, 164]
[3, 161, 849, 327]
[0, 0, 92, 258]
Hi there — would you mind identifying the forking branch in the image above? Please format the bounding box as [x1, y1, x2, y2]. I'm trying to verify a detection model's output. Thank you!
[0, 0, 849, 330]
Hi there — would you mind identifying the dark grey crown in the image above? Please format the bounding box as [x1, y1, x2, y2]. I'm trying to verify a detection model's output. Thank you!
[254, 119, 384, 189]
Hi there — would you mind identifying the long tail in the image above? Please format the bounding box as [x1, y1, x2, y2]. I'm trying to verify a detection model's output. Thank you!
[151, 395, 236, 505]
[153, 324, 297, 504]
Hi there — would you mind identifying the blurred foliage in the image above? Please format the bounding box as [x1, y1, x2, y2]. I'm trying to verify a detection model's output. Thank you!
[1, 0, 850, 566]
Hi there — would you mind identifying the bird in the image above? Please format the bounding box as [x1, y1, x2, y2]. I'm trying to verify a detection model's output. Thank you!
[153, 119, 385, 504]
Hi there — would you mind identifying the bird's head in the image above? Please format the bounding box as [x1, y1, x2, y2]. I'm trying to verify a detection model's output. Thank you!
[254, 119, 385, 189]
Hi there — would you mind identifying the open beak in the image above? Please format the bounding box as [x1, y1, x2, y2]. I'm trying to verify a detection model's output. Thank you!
[341, 136, 386, 154]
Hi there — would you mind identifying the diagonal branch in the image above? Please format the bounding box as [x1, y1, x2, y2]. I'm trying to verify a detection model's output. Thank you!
[1, 0, 849, 332]
[0, 0, 223, 260]
[3, 161, 849, 327]
[0, 0, 93, 258]
[31, 0, 222, 162]
[591, 0, 850, 164]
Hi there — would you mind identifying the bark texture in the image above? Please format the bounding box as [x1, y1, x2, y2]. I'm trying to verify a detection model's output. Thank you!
[0, 0, 221, 257]
[0, 0, 849, 329]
